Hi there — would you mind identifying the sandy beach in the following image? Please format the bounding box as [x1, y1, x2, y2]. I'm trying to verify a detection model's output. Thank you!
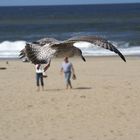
[0, 56, 140, 140]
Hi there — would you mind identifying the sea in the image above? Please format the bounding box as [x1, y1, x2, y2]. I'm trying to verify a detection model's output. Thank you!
[0, 3, 140, 58]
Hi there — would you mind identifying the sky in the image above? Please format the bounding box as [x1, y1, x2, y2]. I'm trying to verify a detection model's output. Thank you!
[0, 0, 140, 6]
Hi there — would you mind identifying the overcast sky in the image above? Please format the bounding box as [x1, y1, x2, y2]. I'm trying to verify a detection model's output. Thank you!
[0, 0, 139, 6]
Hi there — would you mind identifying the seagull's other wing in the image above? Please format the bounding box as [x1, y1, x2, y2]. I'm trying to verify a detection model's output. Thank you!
[67, 36, 126, 62]
[25, 43, 56, 64]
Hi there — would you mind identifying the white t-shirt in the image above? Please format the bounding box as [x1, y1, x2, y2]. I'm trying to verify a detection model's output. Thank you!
[35, 64, 44, 73]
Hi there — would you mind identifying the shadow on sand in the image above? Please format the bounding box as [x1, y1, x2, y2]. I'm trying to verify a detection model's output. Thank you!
[73, 87, 92, 90]
[44, 88, 65, 92]
[44, 87, 92, 92]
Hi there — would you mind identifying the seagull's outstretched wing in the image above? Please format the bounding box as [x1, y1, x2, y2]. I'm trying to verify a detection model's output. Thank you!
[25, 43, 56, 64]
[67, 36, 126, 62]
[19, 38, 59, 64]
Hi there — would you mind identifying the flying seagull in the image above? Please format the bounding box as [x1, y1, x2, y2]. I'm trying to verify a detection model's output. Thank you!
[19, 36, 126, 64]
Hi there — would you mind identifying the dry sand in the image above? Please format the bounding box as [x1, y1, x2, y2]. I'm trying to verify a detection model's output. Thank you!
[0, 56, 140, 140]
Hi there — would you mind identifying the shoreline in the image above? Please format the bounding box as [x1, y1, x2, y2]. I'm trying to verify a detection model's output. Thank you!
[0, 54, 140, 61]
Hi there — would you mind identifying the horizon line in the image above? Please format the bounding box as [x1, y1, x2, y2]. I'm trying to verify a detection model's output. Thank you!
[0, 2, 139, 7]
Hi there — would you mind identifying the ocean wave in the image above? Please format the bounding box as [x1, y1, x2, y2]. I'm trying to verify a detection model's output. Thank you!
[0, 41, 26, 58]
[83, 46, 140, 56]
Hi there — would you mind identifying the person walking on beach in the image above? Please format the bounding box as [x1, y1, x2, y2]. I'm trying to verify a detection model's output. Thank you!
[35, 61, 50, 91]
[60, 57, 76, 89]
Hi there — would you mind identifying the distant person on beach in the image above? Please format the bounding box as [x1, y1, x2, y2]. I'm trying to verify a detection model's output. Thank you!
[6, 61, 9, 65]
[60, 57, 76, 89]
[35, 61, 50, 91]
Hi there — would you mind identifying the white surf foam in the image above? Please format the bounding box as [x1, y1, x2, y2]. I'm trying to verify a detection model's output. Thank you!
[0, 41, 26, 58]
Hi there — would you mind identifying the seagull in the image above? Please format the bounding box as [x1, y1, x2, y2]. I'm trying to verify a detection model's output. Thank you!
[19, 36, 126, 64]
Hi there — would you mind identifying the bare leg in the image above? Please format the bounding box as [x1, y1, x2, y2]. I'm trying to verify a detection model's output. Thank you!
[66, 84, 68, 89]
[68, 80, 72, 89]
